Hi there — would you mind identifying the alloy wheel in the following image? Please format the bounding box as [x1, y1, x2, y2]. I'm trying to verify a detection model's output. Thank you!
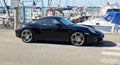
[70, 32, 85, 46]
[21, 29, 33, 43]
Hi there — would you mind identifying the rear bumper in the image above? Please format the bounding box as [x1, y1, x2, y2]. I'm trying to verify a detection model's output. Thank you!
[15, 30, 21, 38]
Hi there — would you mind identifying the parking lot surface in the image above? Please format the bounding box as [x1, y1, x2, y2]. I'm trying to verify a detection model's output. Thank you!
[0, 29, 120, 65]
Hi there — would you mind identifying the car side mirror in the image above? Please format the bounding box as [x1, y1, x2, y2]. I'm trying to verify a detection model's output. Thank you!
[56, 23, 62, 28]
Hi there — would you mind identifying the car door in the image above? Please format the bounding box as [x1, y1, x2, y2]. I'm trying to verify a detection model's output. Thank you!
[37, 18, 57, 40]
[35, 18, 47, 40]
[41, 18, 71, 41]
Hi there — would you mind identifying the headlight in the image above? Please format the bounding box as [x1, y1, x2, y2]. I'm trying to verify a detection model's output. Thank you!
[88, 28, 96, 33]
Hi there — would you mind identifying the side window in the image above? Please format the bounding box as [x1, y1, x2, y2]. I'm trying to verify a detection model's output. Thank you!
[37, 18, 48, 25]
[41, 19, 48, 25]
[51, 18, 60, 25]
[37, 18, 60, 26]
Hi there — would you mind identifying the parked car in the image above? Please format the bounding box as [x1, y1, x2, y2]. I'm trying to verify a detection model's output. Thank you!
[15, 16, 104, 46]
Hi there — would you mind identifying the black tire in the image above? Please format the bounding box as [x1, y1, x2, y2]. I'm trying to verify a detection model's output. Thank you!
[70, 32, 86, 46]
[21, 29, 34, 43]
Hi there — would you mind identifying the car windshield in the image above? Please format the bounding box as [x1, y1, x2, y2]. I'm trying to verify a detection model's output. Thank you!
[60, 18, 74, 25]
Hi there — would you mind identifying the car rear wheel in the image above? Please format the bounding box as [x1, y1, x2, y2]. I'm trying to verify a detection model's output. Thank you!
[21, 29, 34, 43]
[70, 32, 85, 46]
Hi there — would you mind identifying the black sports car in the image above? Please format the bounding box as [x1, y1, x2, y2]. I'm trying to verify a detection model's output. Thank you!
[15, 16, 104, 46]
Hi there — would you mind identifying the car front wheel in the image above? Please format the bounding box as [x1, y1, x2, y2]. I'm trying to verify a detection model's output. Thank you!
[21, 29, 34, 43]
[70, 32, 86, 46]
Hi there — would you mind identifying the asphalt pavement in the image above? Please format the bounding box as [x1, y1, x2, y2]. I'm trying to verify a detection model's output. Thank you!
[0, 29, 120, 65]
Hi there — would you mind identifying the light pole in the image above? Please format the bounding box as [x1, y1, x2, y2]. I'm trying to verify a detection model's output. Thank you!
[21, 0, 25, 24]
[41, 0, 44, 17]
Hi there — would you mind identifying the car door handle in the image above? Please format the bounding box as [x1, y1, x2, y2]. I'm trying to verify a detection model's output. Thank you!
[50, 30, 54, 31]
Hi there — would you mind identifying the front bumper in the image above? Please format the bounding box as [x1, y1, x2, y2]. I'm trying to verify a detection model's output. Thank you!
[85, 33, 104, 44]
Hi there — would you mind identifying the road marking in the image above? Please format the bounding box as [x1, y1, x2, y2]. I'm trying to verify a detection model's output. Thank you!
[102, 51, 120, 56]
[101, 58, 119, 64]
[117, 43, 120, 46]
[103, 47, 120, 51]
[101, 44, 120, 65]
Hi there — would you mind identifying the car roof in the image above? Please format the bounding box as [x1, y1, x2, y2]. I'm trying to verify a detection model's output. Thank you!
[27, 16, 64, 24]
[40, 16, 63, 19]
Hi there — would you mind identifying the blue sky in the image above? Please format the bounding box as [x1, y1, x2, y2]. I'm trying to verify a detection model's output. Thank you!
[0, 0, 120, 7]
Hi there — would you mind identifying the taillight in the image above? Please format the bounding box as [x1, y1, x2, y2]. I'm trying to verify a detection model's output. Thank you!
[17, 25, 21, 29]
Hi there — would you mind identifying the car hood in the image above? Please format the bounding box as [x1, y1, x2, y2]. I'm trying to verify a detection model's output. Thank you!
[68, 24, 94, 29]
[68, 24, 103, 35]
